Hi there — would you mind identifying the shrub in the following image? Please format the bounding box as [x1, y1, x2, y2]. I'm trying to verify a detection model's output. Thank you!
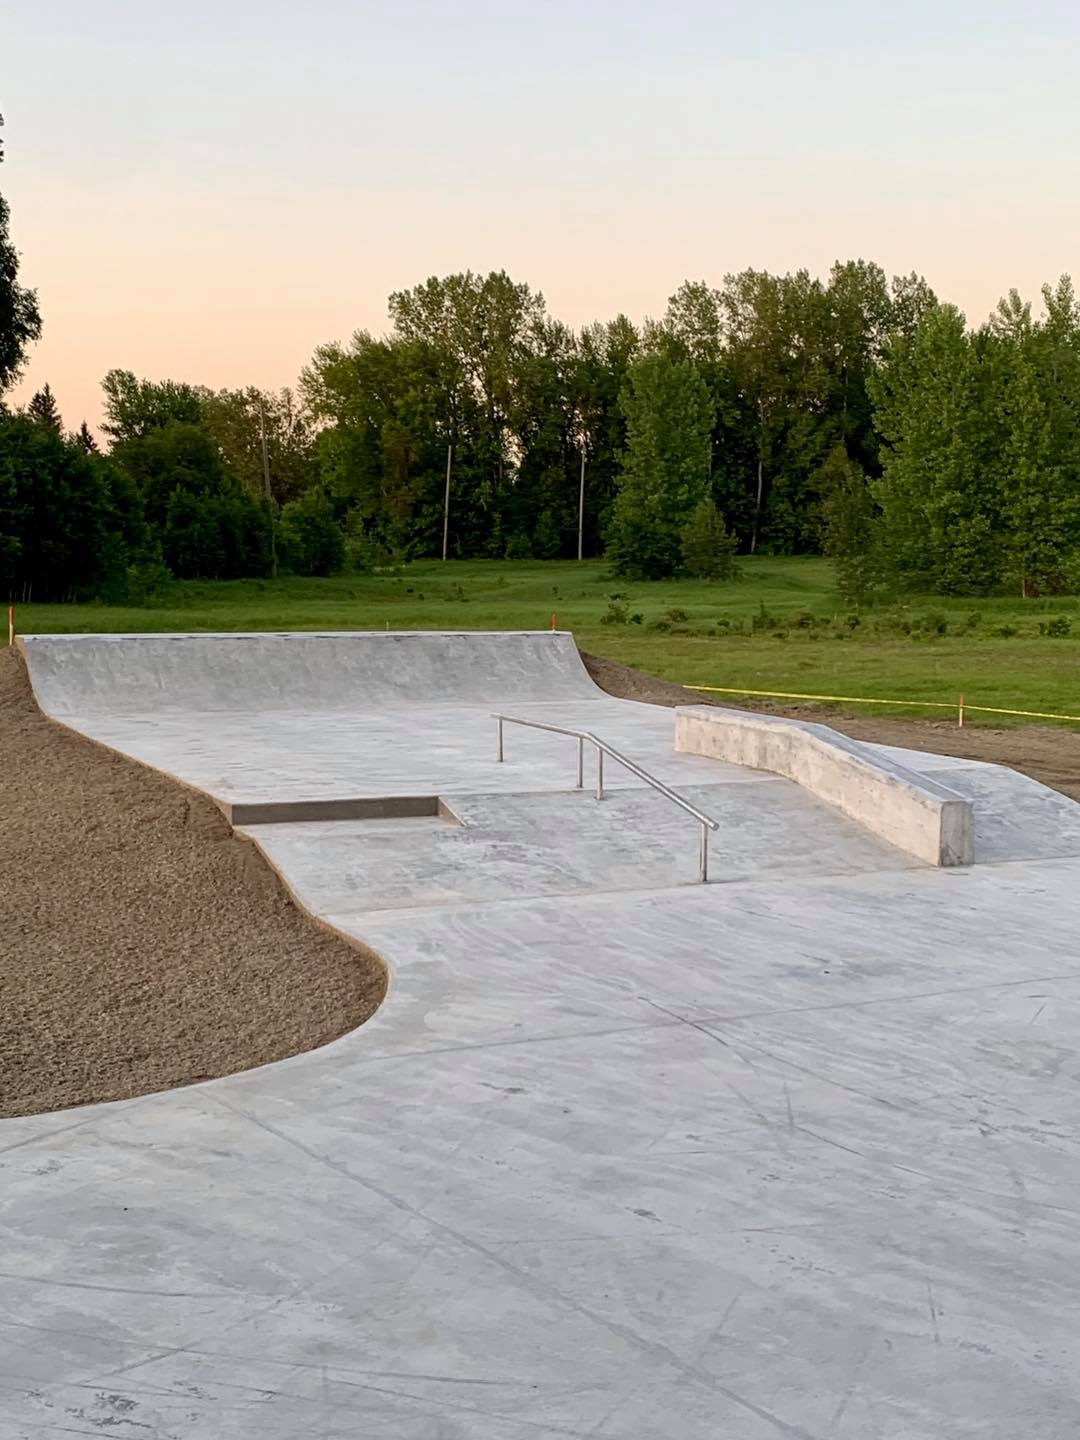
[910, 611, 948, 637]
[125, 556, 173, 605]
[1038, 616, 1072, 638]
[601, 596, 632, 625]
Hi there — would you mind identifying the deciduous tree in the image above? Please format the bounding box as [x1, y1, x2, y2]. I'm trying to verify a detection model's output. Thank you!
[607, 354, 714, 578]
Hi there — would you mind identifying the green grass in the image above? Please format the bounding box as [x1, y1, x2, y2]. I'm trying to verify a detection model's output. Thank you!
[10, 557, 1080, 727]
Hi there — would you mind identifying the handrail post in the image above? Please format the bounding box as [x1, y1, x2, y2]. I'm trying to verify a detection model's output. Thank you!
[496, 716, 504, 763]
[699, 822, 708, 883]
[596, 745, 604, 800]
[576, 735, 584, 789]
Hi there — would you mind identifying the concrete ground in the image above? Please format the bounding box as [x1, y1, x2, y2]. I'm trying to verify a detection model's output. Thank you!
[6, 631, 1080, 1438]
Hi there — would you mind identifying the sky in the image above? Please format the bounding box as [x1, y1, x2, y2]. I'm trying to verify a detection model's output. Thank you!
[3, 0, 1080, 430]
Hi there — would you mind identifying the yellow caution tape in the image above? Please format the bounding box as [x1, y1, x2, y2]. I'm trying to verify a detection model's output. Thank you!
[685, 684, 1080, 724]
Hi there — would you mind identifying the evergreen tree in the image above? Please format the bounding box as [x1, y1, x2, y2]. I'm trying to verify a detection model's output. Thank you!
[680, 498, 740, 580]
[75, 421, 99, 453]
[26, 382, 61, 431]
[607, 354, 714, 578]
[0, 412, 136, 600]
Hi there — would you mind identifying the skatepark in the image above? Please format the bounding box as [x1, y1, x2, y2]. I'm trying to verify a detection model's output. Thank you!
[5, 629, 1080, 1437]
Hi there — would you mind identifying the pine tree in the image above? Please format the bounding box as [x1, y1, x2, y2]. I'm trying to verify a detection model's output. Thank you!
[680, 498, 740, 580]
[26, 382, 61, 432]
[75, 421, 99, 453]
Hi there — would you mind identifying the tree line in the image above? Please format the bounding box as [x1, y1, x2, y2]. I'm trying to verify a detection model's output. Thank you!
[3, 116, 1079, 601]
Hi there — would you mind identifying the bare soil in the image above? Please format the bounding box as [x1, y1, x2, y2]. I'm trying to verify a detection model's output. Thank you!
[0, 650, 386, 1119]
[583, 650, 1080, 804]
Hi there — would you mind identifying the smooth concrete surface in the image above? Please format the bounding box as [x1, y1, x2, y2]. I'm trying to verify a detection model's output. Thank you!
[242, 782, 919, 914]
[9, 630, 1080, 1439]
[676, 705, 975, 867]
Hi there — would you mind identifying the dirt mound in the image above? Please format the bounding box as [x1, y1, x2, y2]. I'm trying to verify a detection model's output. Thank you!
[0, 649, 385, 1118]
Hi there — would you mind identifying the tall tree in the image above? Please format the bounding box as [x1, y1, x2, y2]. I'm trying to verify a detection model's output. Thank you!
[572, 315, 639, 554]
[0, 113, 42, 393]
[388, 271, 548, 551]
[75, 421, 100, 453]
[303, 331, 473, 557]
[101, 369, 203, 442]
[607, 353, 714, 578]
[199, 385, 315, 506]
[992, 277, 1080, 595]
[26, 382, 61, 431]
[996, 346, 1078, 595]
[872, 304, 1002, 593]
[718, 269, 794, 553]
[0, 411, 137, 601]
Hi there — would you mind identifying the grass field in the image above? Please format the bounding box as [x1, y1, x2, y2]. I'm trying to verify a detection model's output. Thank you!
[10, 557, 1080, 727]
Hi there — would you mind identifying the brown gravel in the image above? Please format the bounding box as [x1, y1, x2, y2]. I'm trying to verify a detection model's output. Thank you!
[0, 649, 386, 1119]
[583, 650, 1080, 805]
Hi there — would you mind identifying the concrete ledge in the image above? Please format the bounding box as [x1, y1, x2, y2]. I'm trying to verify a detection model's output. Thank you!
[674, 706, 974, 867]
[223, 796, 462, 827]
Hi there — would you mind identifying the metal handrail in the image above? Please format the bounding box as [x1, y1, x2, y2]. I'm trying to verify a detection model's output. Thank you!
[492, 713, 719, 883]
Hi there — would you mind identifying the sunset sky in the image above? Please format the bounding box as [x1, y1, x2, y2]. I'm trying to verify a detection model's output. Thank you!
[4, 0, 1080, 430]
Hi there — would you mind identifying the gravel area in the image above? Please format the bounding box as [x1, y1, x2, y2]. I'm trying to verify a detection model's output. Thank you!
[583, 650, 1080, 804]
[0, 649, 386, 1119]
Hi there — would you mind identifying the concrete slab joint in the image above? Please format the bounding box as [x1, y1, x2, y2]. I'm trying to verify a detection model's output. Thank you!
[674, 704, 975, 867]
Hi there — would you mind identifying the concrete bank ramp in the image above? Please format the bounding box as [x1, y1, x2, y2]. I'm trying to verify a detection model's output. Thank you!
[20, 630, 600, 715]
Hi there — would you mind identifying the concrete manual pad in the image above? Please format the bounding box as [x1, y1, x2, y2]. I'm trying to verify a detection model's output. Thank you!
[9, 629, 1080, 1439]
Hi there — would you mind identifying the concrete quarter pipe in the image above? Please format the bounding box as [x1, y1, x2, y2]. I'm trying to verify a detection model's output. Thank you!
[5, 630, 1080, 1438]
